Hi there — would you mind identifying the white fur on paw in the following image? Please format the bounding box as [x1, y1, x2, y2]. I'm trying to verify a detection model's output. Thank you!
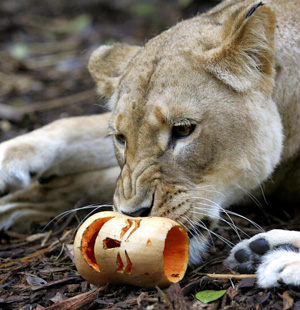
[0, 137, 53, 194]
[257, 249, 300, 288]
[0, 143, 33, 193]
[251, 229, 300, 248]
[225, 229, 300, 287]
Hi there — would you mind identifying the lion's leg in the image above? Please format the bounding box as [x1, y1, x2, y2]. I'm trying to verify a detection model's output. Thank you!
[0, 112, 116, 195]
[0, 166, 120, 231]
[0, 112, 121, 230]
[225, 229, 300, 287]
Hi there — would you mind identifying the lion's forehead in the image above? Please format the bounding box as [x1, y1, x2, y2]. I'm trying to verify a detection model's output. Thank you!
[115, 22, 219, 101]
[114, 104, 167, 134]
[118, 56, 190, 101]
[111, 57, 210, 121]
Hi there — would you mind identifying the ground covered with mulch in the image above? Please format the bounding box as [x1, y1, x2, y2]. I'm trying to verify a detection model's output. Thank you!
[1, 0, 300, 309]
[1, 209, 300, 310]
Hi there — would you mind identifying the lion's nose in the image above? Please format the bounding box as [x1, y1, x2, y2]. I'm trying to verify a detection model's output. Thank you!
[121, 206, 152, 217]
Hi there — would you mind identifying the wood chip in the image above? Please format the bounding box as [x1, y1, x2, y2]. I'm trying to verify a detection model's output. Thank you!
[156, 286, 173, 310]
[30, 277, 79, 291]
[281, 291, 294, 310]
[43, 288, 102, 310]
[0, 295, 29, 304]
[166, 283, 189, 310]
[239, 277, 256, 288]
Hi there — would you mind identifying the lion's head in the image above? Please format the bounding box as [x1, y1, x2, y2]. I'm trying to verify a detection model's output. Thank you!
[88, 2, 283, 264]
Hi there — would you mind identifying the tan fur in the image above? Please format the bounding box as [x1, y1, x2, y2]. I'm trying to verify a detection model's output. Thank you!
[88, 0, 299, 263]
[3, 144, 35, 165]
[0, 0, 299, 269]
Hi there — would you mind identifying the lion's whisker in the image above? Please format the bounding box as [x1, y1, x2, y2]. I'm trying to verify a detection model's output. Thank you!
[189, 185, 225, 198]
[183, 215, 233, 248]
[248, 169, 269, 206]
[191, 196, 222, 210]
[73, 204, 113, 236]
[190, 209, 246, 240]
[194, 204, 263, 232]
[179, 218, 198, 240]
[235, 184, 263, 209]
[190, 196, 243, 238]
[177, 219, 189, 235]
[190, 194, 264, 232]
[43, 204, 113, 232]
[183, 214, 205, 238]
[223, 209, 264, 232]
[191, 200, 244, 240]
[182, 215, 215, 248]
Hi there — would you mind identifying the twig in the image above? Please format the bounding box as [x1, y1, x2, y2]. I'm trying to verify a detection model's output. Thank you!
[30, 277, 80, 291]
[42, 288, 104, 310]
[196, 273, 257, 280]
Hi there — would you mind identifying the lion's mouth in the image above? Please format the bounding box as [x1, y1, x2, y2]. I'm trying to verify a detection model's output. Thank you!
[119, 192, 155, 217]
[139, 192, 155, 217]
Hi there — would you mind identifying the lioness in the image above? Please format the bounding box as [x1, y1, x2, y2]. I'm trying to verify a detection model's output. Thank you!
[0, 0, 300, 288]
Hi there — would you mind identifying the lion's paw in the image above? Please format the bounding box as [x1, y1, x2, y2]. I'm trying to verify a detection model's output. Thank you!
[0, 141, 40, 194]
[0, 135, 59, 196]
[225, 229, 300, 288]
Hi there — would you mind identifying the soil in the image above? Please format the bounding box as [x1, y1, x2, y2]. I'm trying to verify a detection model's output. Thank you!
[0, 0, 300, 309]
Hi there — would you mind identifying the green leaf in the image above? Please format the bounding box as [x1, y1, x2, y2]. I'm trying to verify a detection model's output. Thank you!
[195, 289, 226, 303]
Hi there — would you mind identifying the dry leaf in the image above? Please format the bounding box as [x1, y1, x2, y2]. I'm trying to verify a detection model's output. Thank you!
[281, 291, 294, 310]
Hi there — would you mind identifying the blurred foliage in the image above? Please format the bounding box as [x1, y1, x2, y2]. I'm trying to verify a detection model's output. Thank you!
[9, 43, 30, 60]
[177, 0, 194, 9]
[50, 14, 92, 35]
[131, 2, 157, 17]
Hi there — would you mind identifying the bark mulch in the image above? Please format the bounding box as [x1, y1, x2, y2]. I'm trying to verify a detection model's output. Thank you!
[1, 210, 300, 310]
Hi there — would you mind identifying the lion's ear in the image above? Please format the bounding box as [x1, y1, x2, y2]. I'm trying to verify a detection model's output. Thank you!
[202, 3, 276, 92]
[88, 43, 140, 99]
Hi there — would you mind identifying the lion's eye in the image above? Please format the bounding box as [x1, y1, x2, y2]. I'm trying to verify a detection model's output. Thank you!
[172, 124, 196, 139]
[115, 134, 126, 145]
